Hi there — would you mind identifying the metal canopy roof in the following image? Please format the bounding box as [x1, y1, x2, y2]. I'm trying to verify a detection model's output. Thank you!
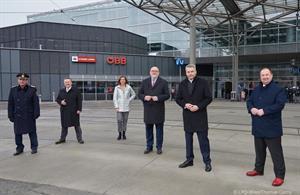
[122, 0, 300, 34]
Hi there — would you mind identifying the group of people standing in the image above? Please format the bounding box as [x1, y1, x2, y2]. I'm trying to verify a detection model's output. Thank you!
[7, 66, 286, 187]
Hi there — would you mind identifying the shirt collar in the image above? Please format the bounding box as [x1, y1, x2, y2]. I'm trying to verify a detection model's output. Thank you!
[66, 87, 72, 92]
[151, 77, 158, 82]
[260, 80, 273, 88]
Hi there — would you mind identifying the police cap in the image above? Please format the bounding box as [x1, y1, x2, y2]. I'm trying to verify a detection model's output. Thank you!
[16, 73, 29, 79]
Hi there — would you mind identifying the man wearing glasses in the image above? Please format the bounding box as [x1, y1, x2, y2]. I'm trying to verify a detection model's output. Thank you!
[8, 73, 40, 156]
[138, 66, 170, 155]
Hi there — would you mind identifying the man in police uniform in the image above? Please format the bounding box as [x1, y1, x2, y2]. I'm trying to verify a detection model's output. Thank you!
[8, 73, 40, 156]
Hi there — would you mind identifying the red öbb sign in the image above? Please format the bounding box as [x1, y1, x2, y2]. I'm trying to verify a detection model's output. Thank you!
[106, 56, 127, 65]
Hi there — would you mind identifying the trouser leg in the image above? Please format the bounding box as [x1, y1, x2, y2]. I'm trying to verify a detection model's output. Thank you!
[29, 131, 38, 150]
[60, 127, 68, 141]
[122, 112, 129, 132]
[74, 126, 83, 141]
[185, 131, 194, 161]
[266, 137, 286, 179]
[254, 137, 267, 174]
[145, 124, 154, 150]
[196, 131, 211, 164]
[155, 123, 164, 150]
[117, 112, 123, 133]
[15, 134, 24, 152]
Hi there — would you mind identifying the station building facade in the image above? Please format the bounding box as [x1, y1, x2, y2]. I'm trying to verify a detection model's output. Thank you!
[0, 22, 213, 101]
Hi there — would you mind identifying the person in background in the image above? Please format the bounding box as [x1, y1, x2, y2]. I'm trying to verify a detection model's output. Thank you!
[113, 75, 136, 140]
[171, 87, 176, 101]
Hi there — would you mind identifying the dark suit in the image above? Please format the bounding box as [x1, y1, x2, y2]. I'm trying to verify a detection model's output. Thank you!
[56, 87, 83, 141]
[176, 77, 212, 164]
[138, 76, 170, 150]
[8, 85, 40, 152]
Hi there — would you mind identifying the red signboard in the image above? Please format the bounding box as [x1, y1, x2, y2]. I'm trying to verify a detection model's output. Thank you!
[106, 56, 127, 65]
[72, 56, 96, 63]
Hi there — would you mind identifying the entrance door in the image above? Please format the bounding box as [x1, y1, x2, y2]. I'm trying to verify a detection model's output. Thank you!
[224, 82, 232, 99]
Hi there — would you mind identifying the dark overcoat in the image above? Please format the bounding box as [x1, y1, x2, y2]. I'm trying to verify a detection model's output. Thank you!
[247, 81, 286, 138]
[8, 85, 40, 135]
[138, 77, 170, 124]
[176, 77, 212, 132]
[56, 87, 82, 128]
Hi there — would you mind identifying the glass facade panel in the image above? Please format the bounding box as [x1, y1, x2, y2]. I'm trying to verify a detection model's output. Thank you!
[246, 30, 261, 45]
[28, 1, 189, 56]
[262, 28, 278, 44]
[279, 27, 296, 43]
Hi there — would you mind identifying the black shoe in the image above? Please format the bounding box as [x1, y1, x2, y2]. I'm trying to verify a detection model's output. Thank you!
[205, 163, 212, 172]
[13, 151, 23, 156]
[144, 149, 153, 154]
[157, 149, 162, 155]
[178, 160, 193, 168]
[31, 149, 38, 154]
[117, 133, 121, 140]
[122, 132, 126, 140]
[55, 140, 66, 144]
[78, 140, 84, 144]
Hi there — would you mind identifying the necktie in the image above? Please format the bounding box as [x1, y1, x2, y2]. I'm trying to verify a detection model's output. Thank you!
[152, 79, 156, 87]
[188, 81, 193, 95]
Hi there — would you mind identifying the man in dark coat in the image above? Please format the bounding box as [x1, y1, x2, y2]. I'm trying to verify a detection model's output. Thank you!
[246, 68, 286, 187]
[138, 66, 170, 154]
[175, 64, 213, 172]
[55, 78, 84, 144]
[8, 73, 40, 156]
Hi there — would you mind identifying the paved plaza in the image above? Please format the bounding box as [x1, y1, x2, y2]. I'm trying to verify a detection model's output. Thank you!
[0, 100, 299, 195]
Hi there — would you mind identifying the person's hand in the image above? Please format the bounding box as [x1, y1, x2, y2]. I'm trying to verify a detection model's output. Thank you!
[77, 110, 81, 115]
[251, 108, 258, 115]
[190, 105, 199, 112]
[257, 109, 264, 116]
[61, 99, 67, 106]
[144, 96, 152, 101]
[184, 103, 193, 110]
[152, 96, 158, 101]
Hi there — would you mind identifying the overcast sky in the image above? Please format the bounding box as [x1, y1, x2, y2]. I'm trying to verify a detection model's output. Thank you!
[0, 0, 100, 27]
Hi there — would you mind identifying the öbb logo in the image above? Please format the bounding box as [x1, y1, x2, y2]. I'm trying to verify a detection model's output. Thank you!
[106, 56, 127, 65]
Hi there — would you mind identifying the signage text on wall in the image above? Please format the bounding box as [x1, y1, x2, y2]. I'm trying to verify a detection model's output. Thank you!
[290, 66, 300, 75]
[175, 58, 185, 66]
[72, 56, 96, 63]
[106, 56, 127, 65]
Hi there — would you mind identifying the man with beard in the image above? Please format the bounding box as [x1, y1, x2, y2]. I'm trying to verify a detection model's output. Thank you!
[138, 66, 170, 155]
